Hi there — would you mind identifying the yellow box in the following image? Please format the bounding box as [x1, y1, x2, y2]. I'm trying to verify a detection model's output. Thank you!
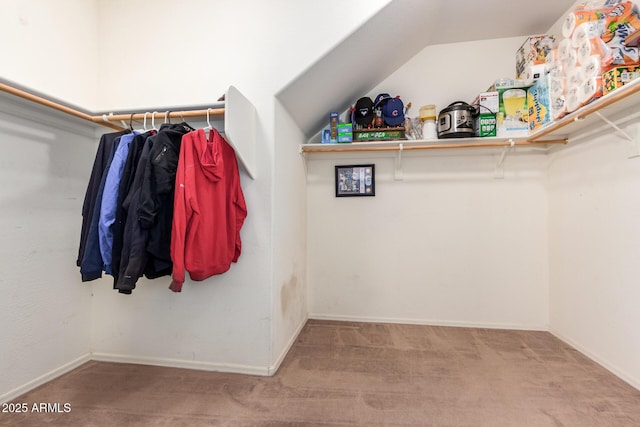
[602, 66, 640, 95]
[497, 85, 531, 133]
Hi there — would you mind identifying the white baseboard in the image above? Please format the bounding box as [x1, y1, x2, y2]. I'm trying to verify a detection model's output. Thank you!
[0, 353, 91, 404]
[269, 316, 308, 376]
[308, 313, 548, 331]
[549, 329, 640, 392]
[90, 353, 270, 376]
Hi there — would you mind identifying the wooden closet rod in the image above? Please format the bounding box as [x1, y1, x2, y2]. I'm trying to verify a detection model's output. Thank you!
[0, 82, 120, 128]
[0, 82, 224, 131]
[98, 109, 224, 124]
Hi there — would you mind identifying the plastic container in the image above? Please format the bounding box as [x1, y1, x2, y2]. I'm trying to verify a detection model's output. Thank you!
[419, 104, 437, 140]
[422, 120, 437, 140]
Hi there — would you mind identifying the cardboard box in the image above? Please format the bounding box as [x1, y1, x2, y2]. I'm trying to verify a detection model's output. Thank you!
[603, 65, 640, 95]
[472, 91, 499, 115]
[527, 76, 552, 132]
[353, 128, 405, 142]
[496, 84, 532, 135]
[321, 129, 331, 143]
[516, 35, 555, 79]
[336, 123, 353, 143]
[337, 123, 352, 134]
[476, 115, 497, 137]
[527, 75, 569, 131]
[472, 92, 499, 137]
[329, 112, 339, 142]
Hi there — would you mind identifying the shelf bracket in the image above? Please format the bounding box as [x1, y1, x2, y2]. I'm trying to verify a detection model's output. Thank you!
[494, 139, 515, 179]
[593, 111, 633, 141]
[394, 143, 404, 180]
[593, 111, 640, 158]
[299, 145, 308, 179]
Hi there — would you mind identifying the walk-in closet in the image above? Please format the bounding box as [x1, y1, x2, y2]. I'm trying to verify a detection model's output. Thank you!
[2, 1, 640, 425]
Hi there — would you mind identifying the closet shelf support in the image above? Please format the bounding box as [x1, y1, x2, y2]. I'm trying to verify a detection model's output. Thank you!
[394, 143, 404, 180]
[594, 111, 633, 141]
[299, 148, 308, 178]
[593, 111, 640, 159]
[494, 139, 515, 179]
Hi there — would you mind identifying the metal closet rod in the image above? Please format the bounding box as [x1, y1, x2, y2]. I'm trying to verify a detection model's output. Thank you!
[0, 82, 224, 131]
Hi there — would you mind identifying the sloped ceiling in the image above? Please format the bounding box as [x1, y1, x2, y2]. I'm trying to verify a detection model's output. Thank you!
[276, 0, 577, 140]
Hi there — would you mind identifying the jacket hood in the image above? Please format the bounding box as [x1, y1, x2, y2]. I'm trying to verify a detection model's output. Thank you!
[158, 122, 194, 145]
[194, 128, 224, 182]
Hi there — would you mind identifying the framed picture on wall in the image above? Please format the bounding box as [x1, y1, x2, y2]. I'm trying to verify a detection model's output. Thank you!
[335, 164, 375, 197]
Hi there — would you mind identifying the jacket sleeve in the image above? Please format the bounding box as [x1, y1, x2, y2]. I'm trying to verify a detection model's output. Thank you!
[98, 140, 129, 275]
[232, 167, 247, 263]
[169, 138, 192, 292]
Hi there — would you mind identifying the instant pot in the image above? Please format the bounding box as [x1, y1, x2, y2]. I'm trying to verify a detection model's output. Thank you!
[437, 101, 478, 139]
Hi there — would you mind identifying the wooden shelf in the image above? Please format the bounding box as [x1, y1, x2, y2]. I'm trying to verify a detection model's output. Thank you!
[627, 28, 640, 47]
[301, 76, 640, 156]
[300, 136, 567, 154]
[529, 76, 640, 142]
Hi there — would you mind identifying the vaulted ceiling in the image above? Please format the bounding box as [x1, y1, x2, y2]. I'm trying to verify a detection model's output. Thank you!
[276, 0, 577, 139]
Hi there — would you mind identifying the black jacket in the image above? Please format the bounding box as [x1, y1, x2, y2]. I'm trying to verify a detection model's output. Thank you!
[115, 133, 155, 293]
[116, 123, 193, 293]
[139, 123, 194, 278]
[111, 130, 155, 287]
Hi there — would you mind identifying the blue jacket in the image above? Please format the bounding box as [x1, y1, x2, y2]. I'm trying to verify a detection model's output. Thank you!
[98, 132, 137, 274]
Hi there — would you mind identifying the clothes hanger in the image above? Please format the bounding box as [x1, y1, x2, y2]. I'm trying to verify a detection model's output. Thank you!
[164, 110, 171, 124]
[151, 111, 159, 131]
[129, 113, 135, 131]
[205, 108, 213, 130]
[204, 108, 213, 140]
[141, 112, 149, 132]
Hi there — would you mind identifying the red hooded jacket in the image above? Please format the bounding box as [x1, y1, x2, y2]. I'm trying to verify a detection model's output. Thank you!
[169, 128, 247, 292]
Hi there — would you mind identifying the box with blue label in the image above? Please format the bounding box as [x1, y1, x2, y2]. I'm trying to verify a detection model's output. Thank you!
[527, 75, 552, 132]
[337, 123, 352, 143]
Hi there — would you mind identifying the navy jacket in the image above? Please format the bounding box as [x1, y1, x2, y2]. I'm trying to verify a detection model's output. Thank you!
[77, 130, 128, 268]
[80, 135, 123, 281]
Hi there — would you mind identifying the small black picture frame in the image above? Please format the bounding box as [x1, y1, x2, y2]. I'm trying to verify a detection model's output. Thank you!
[335, 164, 375, 197]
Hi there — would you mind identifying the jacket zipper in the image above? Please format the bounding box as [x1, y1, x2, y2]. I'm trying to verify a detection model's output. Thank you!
[154, 146, 168, 162]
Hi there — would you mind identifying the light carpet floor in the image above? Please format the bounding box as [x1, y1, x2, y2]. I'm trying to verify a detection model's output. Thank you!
[3, 320, 640, 426]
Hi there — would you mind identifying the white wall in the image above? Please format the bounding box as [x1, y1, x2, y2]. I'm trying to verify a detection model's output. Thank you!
[90, 0, 388, 372]
[0, 0, 390, 390]
[307, 36, 551, 329]
[95, 0, 390, 112]
[0, 95, 96, 402]
[548, 126, 640, 389]
[272, 100, 308, 369]
[374, 36, 528, 115]
[307, 151, 550, 329]
[0, 0, 99, 109]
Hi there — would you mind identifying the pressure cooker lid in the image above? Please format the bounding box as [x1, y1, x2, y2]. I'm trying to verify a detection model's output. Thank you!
[441, 101, 477, 115]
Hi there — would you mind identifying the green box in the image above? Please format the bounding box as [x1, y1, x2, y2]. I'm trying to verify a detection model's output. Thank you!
[337, 123, 352, 134]
[353, 129, 405, 141]
[476, 114, 497, 137]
